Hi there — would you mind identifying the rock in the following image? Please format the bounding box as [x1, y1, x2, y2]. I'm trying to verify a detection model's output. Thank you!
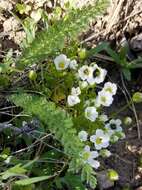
[130, 33, 142, 52]
[96, 170, 114, 190]
[135, 187, 142, 190]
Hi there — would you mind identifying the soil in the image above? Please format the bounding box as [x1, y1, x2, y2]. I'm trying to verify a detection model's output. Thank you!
[81, 0, 142, 188]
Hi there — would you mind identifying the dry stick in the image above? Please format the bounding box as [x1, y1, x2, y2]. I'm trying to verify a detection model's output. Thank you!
[12, 133, 52, 155]
[118, 9, 142, 24]
[82, 8, 142, 43]
[120, 72, 141, 139]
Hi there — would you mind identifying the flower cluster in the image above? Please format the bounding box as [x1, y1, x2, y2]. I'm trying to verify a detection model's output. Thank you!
[78, 121, 125, 169]
[53, 53, 125, 170]
[54, 54, 78, 71]
[67, 87, 81, 107]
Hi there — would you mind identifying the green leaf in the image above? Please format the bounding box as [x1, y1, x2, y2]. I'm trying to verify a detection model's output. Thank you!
[62, 173, 85, 190]
[88, 42, 121, 65]
[1, 164, 27, 180]
[122, 68, 131, 81]
[15, 176, 51, 186]
[16, 0, 109, 68]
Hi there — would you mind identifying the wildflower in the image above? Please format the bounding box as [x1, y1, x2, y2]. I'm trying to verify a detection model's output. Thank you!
[85, 107, 98, 122]
[54, 54, 70, 70]
[95, 91, 113, 107]
[99, 114, 108, 122]
[71, 87, 81, 96]
[67, 95, 80, 106]
[105, 119, 122, 135]
[79, 81, 88, 89]
[69, 59, 78, 70]
[78, 65, 93, 81]
[82, 145, 100, 169]
[103, 82, 117, 95]
[90, 129, 110, 150]
[87, 64, 107, 85]
[78, 130, 88, 142]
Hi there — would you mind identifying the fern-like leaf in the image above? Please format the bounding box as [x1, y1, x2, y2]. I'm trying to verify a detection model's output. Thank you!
[10, 93, 97, 188]
[17, 0, 109, 69]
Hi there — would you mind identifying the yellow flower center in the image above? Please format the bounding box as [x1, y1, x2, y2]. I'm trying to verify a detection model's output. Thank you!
[86, 111, 91, 118]
[59, 62, 65, 69]
[106, 87, 112, 93]
[96, 137, 102, 144]
[83, 152, 91, 160]
[101, 96, 106, 103]
[84, 69, 90, 75]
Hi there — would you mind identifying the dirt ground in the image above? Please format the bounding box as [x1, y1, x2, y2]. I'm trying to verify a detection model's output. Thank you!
[81, 0, 142, 189]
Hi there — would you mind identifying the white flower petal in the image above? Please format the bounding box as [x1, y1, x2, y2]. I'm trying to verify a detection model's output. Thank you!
[78, 130, 88, 142]
[85, 107, 98, 122]
[90, 151, 99, 159]
[103, 82, 117, 95]
[54, 54, 69, 70]
[67, 95, 80, 106]
[84, 145, 90, 152]
[69, 60, 78, 70]
[71, 87, 81, 96]
[88, 159, 100, 169]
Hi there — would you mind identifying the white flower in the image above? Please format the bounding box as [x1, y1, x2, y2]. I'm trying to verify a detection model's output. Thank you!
[103, 82, 117, 95]
[79, 81, 88, 89]
[71, 87, 81, 96]
[105, 119, 122, 136]
[67, 95, 80, 106]
[82, 145, 100, 169]
[78, 65, 93, 81]
[54, 54, 70, 70]
[69, 59, 78, 70]
[85, 107, 98, 122]
[95, 91, 113, 107]
[78, 130, 88, 142]
[87, 64, 107, 85]
[90, 129, 110, 150]
[99, 114, 108, 122]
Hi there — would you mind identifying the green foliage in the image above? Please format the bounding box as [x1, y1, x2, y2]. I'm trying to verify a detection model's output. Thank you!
[0, 164, 27, 180]
[15, 176, 51, 186]
[10, 93, 97, 188]
[16, 0, 109, 69]
[89, 42, 142, 81]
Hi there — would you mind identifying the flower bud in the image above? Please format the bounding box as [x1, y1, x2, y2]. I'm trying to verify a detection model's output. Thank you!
[78, 48, 87, 60]
[107, 169, 119, 181]
[132, 92, 142, 103]
[124, 116, 132, 126]
[28, 70, 37, 81]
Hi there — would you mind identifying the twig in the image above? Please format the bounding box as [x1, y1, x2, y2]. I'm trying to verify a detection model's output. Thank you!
[120, 72, 141, 139]
[12, 133, 52, 154]
[118, 9, 142, 24]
